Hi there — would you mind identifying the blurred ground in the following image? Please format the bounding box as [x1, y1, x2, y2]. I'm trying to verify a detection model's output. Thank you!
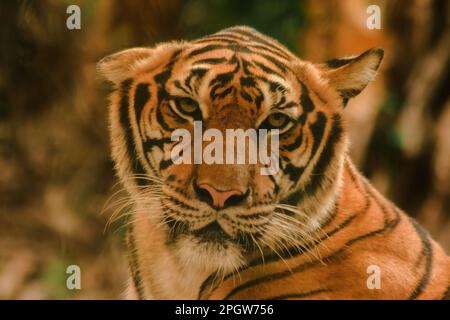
[0, 0, 449, 299]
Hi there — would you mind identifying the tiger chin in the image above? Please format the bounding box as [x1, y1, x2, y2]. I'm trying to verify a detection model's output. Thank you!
[98, 26, 450, 300]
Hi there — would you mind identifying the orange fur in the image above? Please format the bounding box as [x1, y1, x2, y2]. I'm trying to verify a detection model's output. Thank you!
[201, 160, 450, 299]
[98, 26, 450, 300]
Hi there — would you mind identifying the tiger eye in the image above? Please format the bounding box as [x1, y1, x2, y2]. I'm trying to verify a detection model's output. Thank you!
[267, 112, 290, 129]
[177, 97, 199, 114]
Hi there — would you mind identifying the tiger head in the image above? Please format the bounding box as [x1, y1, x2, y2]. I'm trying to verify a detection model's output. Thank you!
[98, 26, 383, 275]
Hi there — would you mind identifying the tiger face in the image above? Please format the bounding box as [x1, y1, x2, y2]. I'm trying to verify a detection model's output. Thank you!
[99, 26, 383, 275]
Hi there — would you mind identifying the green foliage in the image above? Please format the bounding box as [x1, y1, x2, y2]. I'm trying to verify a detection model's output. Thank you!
[42, 257, 75, 299]
[179, 0, 306, 53]
[379, 93, 404, 149]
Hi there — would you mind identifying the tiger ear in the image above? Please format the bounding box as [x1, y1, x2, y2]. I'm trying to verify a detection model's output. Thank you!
[319, 48, 384, 106]
[97, 48, 154, 84]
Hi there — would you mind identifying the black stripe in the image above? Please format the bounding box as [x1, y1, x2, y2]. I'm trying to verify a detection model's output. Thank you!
[134, 83, 150, 136]
[282, 128, 303, 152]
[198, 273, 221, 300]
[325, 57, 354, 68]
[184, 68, 208, 93]
[278, 101, 298, 110]
[215, 86, 234, 100]
[267, 173, 279, 195]
[302, 114, 342, 196]
[252, 61, 283, 78]
[174, 80, 191, 95]
[250, 44, 291, 60]
[255, 90, 264, 110]
[142, 136, 172, 152]
[257, 51, 287, 73]
[273, 96, 286, 109]
[210, 71, 235, 88]
[240, 76, 256, 87]
[132, 83, 159, 177]
[188, 44, 226, 58]
[359, 175, 390, 224]
[340, 88, 361, 107]
[127, 226, 145, 300]
[134, 83, 150, 118]
[210, 60, 239, 85]
[346, 208, 400, 247]
[441, 284, 450, 300]
[298, 84, 315, 124]
[194, 57, 228, 65]
[241, 59, 253, 75]
[240, 90, 253, 103]
[159, 157, 174, 171]
[288, 115, 340, 201]
[195, 33, 245, 43]
[227, 28, 291, 60]
[283, 163, 305, 184]
[281, 111, 327, 192]
[326, 48, 383, 71]
[209, 62, 239, 99]
[119, 79, 146, 182]
[156, 103, 174, 132]
[154, 49, 182, 85]
[269, 81, 286, 93]
[408, 217, 433, 300]
[266, 288, 331, 300]
[154, 49, 183, 132]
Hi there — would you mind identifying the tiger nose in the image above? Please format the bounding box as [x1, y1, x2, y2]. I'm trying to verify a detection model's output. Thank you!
[195, 183, 247, 209]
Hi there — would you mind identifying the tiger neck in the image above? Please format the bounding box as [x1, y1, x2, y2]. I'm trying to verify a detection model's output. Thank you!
[292, 153, 347, 237]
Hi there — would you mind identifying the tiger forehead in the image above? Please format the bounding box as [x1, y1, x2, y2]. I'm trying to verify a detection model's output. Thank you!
[181, 36, 295, 78]
[168, 51, 301, 119]
[172, 27, 299, 89]
[191, 26, 296, 61]
[163, 41, 302, 114]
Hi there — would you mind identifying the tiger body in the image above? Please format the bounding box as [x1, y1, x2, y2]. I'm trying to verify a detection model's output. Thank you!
[98, 26, 450, 299]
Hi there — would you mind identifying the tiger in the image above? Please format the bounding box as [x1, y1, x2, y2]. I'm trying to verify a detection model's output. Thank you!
[98, 26, 450, 300]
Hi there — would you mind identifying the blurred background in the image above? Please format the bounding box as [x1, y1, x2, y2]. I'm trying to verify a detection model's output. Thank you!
[0, 0, 449, 299]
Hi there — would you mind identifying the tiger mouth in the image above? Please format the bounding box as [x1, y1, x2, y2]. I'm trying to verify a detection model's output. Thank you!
[193, 221, 231, 243]
[166, 216, 262, 251]
[166, 217, 232, 243]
